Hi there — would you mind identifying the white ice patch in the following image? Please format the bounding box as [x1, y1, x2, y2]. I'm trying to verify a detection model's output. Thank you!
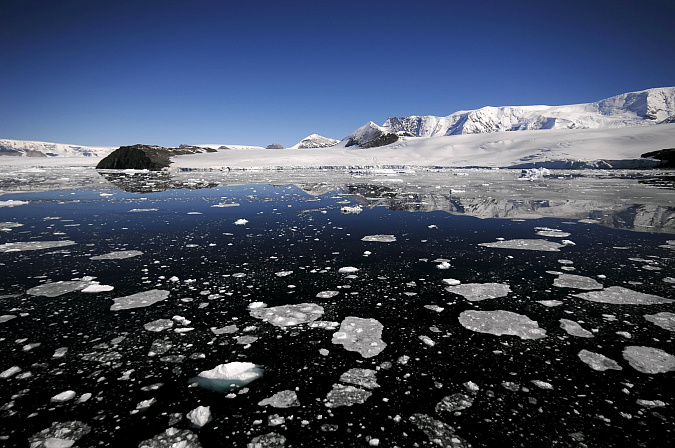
[578, 349, 622, 371]
[361, 235, 396, 243]
[187, 405, 212, 428]
[110, 289, 170, 311]
[258, 390, 300, 408]
[128, 208, 158, 212]
[28, 421, 91, 448]
[622, 346, 675, 374]
[51, 390, 77, 402]
[339, 368, 380, 389]
[0, 222, 23, 232]
[250, 303, 324, 327]
[90, 250, 143, 260]
[316, 291, 339, 299]
[553, 274, 603, 290]
[338, 266, 359, 274]
[535, 227, 571, 238]
[559, 319, 594, 338]
[325, 384, 372, 407]
[573, 287, 673, 305]
[537, 300, 563, 307]
[478, 239, 564, 252]
[1, 366, 21, 378]
[332, 316, 387, 358]
[340, 205, 362, 214]
[234, 219, 248, 225]
[0, 200, 29, 207]
[0, 314, 17, 323]
[27, 280, 96, 297]
[81, 284, 114, 293]
[643, 312, 675, 332]
[144, 319, 174, 332]
[445, 283, 511, 301]
[191, 361, 263, 392]
[441, 279, 461, 286]
[275, 270, 293, 277]
[458, 310, 546, 340]
[0, 240, 76, 253]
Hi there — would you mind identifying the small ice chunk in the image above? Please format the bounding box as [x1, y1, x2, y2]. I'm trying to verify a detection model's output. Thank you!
[341, 205, 362, 214]
[338, 266, 359, 274]
[644, 312, 675, 332]
[326, 384, 372, 407]
[436, 393, 473, 413]
[248, 433, 286, 447]
[51, 390, 77, 402]
[573, 287, 673, 305]
[110, 289, 170, 311]
[553, 274, 603, 290]
[442, 279, 461, 286]
[636, 399, 668, 408]
[28, 421, 91, 448]
[1, 366, 21, 378]
[187, 405, 212, 428]
[361, 235, 396, 243]
[275, 270, 293, 277]
[0, 200, 29, 207]
[446, 283, 511, 301]
[211, 325, 238, 334]
[560, 319, 594, 338]
[535, 228, 571, 238]
[258, 390, 300, 408]
[316, 291, 339, 299]
[234, 219, 248, 225]
[436, 261, 451, 270]
[0, 314, 17, 323]
[190, 362, 263, 392]
[90, 250, 143, 260]
[622, 346, 675, 374]
[478, 239, 564, 252]
[537, 300, 563, 307]
[138, 427, 201, 447]
[419, 335, 436, 346]
[332, 316, 387, 358]
[424, 305, 444, 313]
[136, 398, 156, 410]
[248, 301, 267, 310]
[339, 368, 379, 389]
[409, 414, 470, 447]
[531, 380, 554, 390]
[458, 310, 546, 340]
[578, 349, 622, 371]
[53, 347, 69, 358]
[81, 284, 114, 293]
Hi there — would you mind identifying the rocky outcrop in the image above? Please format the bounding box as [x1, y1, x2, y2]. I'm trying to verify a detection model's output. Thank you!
[96, 144, 214, 170]
[642, 148, 675, 168]
[266, 142, 285, 149]
[344, 122, 399, 148]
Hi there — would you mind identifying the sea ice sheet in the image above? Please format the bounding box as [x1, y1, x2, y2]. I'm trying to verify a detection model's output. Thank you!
[27, 280, 94, 297]
[361, 234, 396, 243]
[573, 286, 673, 305]
[250, 303, 324, 327]
[332, 317, 387, 358]
[643, 312, 675, 332]
[458, 310, 546, 340]
[478, 239, 564, 252]
[90, 250, 143, 260]
[110, 289, 170, 311]
[445, 283, 511, 301]
[622, 346, 675, 374]
[0, 240, 76, 252]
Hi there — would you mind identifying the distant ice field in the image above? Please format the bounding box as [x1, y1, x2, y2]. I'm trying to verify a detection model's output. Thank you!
[0, 168, 673, 447]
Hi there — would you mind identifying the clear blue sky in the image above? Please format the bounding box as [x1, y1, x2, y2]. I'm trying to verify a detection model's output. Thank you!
[1, 0, 673, 147]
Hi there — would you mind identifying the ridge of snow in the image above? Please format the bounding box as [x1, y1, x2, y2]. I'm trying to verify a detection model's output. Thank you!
[0, 139, 115, 158]
[290, 134, 339, 149]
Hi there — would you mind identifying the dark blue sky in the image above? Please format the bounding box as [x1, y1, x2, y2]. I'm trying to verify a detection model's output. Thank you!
[1, 0, 673, 147]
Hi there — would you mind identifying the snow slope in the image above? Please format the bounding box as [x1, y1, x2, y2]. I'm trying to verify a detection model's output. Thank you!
[0, 139, 114, 158]
[171, 124, 675, 169]
[383, 87, 675, 137]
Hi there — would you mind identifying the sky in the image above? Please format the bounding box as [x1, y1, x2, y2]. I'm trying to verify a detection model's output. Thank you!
[1, 0, 673, 148]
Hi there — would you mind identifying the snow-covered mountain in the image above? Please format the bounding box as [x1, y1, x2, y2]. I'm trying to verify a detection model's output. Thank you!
[381, 87, 675, 138]
[0, 139, 114, 158]
[290, 134, 339, 149]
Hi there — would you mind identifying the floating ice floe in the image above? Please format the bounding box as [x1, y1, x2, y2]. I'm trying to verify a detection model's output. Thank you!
[50, 390, 77, 402]
[28, 421, 92, 448]
[275, 270, 293, 277]
[642, 312, 675, 334]
[27, 279, 96, 297]
[332, 317, 387, 358]
[128, 208, 158, 212]
[436, 261, 451, 270]
[0, 200, 29, 207]
[258, 390, 300, 408]
[0, 314, 17, 324]
[442, 278, 461, 286]
[339, 368, 379, 389]
[110, 289, 170, 311]
[478, 239, 564, 252]
[138, 427, 202, 448]
[436, 393, 474, 413]
[211, 202, 240, 208]
[1, 366, 21, 378]
[458, 310, 546, 340]
[248, 432, 286, 447]
[424, 305, 444, 313]
[409, 414, 471, 448]
[234, 219, 248, 225]
[531, 380, 554, 390]
[250, 303, 324, 327]
[578, 349, 622, 371]
[537, 300, 563, 307]
[82, 283, 114, 293]
[338, 266, 359, 274]
[190, 362, 263, 393]
[187, 405, 212, 428]
[211, 325, 238, 334]
[0, 222, 23, 232]
[445, 282, 511, 301]
[325, 384, 372, 407]
[316, 290, 339, 299]
[144, 318, 174, 332]
[361, 234, 396, 243]
[0, 240, 76, 252]
[90, 250, 143, 260]
[636, 399, 668, 408]
[340, 205, 362, 214]
[535, 227, 571, 238]
[573, 286, 673, 305]
[553, 274, 603, 290]
[559, 319, 594, 338]
[622, 346, 675, 374]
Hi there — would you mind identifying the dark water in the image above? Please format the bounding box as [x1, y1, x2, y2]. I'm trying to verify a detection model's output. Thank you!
[0, 169, 674, 447]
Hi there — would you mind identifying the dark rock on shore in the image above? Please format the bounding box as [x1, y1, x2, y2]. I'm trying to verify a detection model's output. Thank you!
[96, 144, 215, 170]
[642, 148, 675, 168]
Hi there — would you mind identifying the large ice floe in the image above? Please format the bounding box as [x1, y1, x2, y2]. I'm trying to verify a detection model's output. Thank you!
[445, 282, 511, 301]
[622, 346, 675, 374]
[258, 390, 300, 408]
[644, 312, 675, 331]
[109, 289, 170, 310]
[478, 239, 564, 251]
[573, 286, 673, 305]
[332, 317, 387, 358]
[559, 319, 594, 338]
[28, 421, 92, 448]
[250, 303, 324, 327]
[0, 240, 76, 252]
[553, 274, 603, 290]
[458, 310, 546, 339]
[361, 234, 396, 243]
[27, 279, 100, 297]
[90, 250, 143, 260]
[578, 349, 622, 371]
[190, 362, 263, 392]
